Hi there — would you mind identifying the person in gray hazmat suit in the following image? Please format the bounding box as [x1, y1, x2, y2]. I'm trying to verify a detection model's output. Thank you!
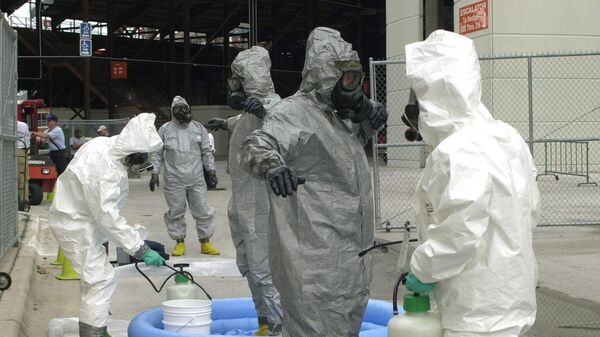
[150, 96, 221, 256]
[241, 27, 388, 337]
[206, 46, 283, 336]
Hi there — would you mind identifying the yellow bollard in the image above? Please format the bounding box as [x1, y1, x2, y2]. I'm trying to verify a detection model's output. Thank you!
[50, 247, 65, 266]
[56, 257, 80, 281]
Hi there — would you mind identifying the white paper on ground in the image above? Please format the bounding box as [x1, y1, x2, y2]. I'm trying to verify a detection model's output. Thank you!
[114, 257, 242, 279]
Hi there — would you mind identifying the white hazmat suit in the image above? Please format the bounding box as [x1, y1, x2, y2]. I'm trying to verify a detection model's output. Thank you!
[151, 96, 217, 243]
[406, 30, 540, 337]
[48, 113, 163, 335]
[242, 27, 376, 337]
[227, 46, 283, 332]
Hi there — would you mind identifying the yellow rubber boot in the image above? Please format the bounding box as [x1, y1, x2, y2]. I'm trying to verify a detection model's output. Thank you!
[171, 242, 185, 256]
[200, 241, 221, 255]
[254, 324, 268, 336]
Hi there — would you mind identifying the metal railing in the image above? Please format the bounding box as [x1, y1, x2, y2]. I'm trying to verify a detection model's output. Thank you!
[537, 140, 597, 187]
[370, 52, 600, 229]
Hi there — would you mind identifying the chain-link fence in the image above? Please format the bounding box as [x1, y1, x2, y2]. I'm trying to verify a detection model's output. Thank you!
[370, 53, 600, 230]
[0, 18, 18, 259]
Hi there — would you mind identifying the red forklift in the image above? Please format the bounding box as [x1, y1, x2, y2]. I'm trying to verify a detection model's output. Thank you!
[17, 99, 58, 206]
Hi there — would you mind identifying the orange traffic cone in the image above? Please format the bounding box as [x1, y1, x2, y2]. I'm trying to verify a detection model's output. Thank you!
[56, 257, 80, 280]
[50, 247, 65, 266]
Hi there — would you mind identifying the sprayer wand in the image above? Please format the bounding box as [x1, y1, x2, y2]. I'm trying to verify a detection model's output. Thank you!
[135, 262, 213, 300]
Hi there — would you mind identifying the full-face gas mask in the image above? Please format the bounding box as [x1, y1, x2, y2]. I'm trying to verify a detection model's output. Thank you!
[402, 89, 422, 142]
[330, 60, 373, 123]
[172, 103, 192, 124]
[227, 77, 247, 110]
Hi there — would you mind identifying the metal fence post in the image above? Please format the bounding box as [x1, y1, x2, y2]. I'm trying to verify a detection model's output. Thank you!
[369, 57, 381, 231]
[528, 56, 534, 155]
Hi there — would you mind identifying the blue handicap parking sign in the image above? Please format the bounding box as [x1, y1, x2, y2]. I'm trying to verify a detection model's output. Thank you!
[80, 39, 92, 57]
[80, 22, 92, 39]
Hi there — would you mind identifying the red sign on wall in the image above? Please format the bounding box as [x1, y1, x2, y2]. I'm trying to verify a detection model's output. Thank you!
[459, 0, 488, 35]
[111, 61, 128, 79]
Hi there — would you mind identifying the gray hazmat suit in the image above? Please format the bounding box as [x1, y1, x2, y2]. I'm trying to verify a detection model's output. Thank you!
[48, 113, 162, 333]
[227, 46, 283, 329]
[151, 96, 216, 241]
[407, 30, 540, 337]
[241, 27, 376, 337]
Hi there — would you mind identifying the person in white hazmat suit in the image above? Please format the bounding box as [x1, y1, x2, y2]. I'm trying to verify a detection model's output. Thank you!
[150, 96, 220, 256]
[206, 46, 283, 336]
[241, 27, 387, 337]
[48, 113, 167, 337]
[402, 30, 540, 337]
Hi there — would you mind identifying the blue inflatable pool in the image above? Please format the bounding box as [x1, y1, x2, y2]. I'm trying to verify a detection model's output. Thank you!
[128, 298, 394, 336]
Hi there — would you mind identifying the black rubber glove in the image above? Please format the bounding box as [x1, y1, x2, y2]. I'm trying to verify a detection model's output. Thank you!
[149, 173, 159, 192]
[208, 170, 218, 187]
[244, 97, 266, 120]
[266, 165, 300, 198]
[369, 101, 388, 131]
[206, 118, 228, 131]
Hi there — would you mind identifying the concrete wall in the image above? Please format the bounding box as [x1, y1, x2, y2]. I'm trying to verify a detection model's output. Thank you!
[386, 0, 423, 60]
[455, 0, 600, 57]
[385, 0, 425, 168]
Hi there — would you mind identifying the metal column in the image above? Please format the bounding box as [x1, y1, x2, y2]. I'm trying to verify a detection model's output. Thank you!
[248, 0, 257, 47]
[308, 0, 319, 30]
[182, 0, 191, 99]
[355, 0, 363, 61]
[369, 58, 381, 230]
[82, 0, 91, 119]
[169, 0, 176, 98]
[527, 57, 534, 155]
[223, 0, 230, 84]
[107, 0, 115, 118]
[81, 0, 91, 119]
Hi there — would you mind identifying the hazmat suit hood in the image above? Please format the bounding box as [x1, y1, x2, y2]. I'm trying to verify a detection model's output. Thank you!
[231, 46, 281, 109]
[110, 113, 163, 158]
[405, 30, 493, 148]
[300, 27, 359, 108]
[170, 95, 193, 123]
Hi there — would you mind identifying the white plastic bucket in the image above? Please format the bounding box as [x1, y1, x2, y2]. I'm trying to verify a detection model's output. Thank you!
[162, 320, 211, 335]
[162, 309, 212, 325]
[162, 300, 212, 334]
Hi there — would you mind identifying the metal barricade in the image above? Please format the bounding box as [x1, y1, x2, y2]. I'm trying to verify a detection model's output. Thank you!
[537, 140, 597, 187]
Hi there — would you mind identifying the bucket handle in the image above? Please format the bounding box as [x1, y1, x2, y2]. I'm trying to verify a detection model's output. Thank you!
[175, 314, 204, 333]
